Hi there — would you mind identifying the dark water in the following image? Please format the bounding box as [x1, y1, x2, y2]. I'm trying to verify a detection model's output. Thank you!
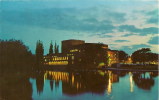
[30, 70, 158, 100]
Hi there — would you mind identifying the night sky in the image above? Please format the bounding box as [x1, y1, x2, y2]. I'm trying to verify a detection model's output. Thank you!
[0, 0, 158, 55]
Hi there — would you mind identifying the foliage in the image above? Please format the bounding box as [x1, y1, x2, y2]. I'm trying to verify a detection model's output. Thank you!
[35, 40, 44, 67]
[0, 39, 35, 72]
[49, 41, 53, 55]
[118, 50, 128, 62]
[54, 42, 59, 54]
[131, 48, 158, 63]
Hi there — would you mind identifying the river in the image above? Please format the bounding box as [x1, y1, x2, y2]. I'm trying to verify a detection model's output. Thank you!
[29, 70, 158, 100]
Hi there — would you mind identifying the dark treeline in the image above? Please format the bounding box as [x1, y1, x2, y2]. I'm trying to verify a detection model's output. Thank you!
[118, 50, 129, 62]
[131, 48, 158, 64]
[0, 39, 35, 72]
[0, 39, 35, 100]
[115, 48, 158, 64]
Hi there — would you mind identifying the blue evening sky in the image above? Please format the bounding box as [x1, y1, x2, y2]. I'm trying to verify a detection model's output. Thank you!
[0, 0, 158, 55]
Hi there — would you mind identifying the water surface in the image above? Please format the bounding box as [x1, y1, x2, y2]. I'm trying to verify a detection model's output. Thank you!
[30, 70, 158, 100]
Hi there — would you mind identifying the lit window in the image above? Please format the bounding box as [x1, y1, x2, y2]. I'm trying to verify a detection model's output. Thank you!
[72, 56, 74, 60]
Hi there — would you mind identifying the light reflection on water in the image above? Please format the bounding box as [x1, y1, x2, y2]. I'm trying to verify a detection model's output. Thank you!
[30, 70, 158, 100]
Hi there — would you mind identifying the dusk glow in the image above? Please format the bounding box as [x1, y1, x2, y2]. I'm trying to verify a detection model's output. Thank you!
[1, 0, 158, 54]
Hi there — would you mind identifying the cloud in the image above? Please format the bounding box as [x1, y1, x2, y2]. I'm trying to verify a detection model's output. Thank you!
[119, 46, 133, 54]
[99, 35, 113, 38]
[140, 9, 158, 25]
[140, 27, 159, 35]
[148, 36, 159, 45]
[146, 9, 158, 24]
[147, 17, 158, 24]
[114, 40, 130, 42]
[83, 18, 98, 23]
[122, 33, 135, 37]
[2, 7, 118, 34]
[118, 25, 140, 33]
[132, 44, 151, 48]
[118, 25, 158, 35]
[1, 1, 158, 55]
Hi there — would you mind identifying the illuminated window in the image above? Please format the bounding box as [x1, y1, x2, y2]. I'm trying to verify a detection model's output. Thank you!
[72, 56, 74, 60]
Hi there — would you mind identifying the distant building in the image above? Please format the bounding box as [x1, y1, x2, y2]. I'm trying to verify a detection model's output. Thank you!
[107, 50, 119, 66]
[44, 53, 70, 65]
[44, 39, 119, 67]
[62, 39, 85, 53]
[67, 43, 108, 66]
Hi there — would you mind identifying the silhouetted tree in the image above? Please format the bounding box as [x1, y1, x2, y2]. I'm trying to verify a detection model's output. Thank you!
[54, 42, 59, 54]
[49, 41, 53, 55]
[54, 42, 57, 54]
[131, 48, 158, 64]
[0, 39, 33, 100]
[148, 53, 158, 62]
[56, 45, 59, 53]
[35, 40, 44, 68]
[118, 50, 128, 63]
[0, 39, 34, 72]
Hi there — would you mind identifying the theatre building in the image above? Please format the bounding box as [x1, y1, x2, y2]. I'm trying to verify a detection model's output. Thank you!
[44, 39, 119, 67]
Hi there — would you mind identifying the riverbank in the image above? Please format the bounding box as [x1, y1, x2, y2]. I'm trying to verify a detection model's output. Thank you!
[102, 67, 158, 72]
[43, 65, 158, 72]
[100, 64, 158, 72]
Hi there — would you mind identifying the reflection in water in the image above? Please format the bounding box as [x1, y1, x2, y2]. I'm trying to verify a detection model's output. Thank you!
[107, 76, 112, 95]
[0, 73, 32, 100]
[106, 71, 119, 95]
[37, 70, 116, 95]
[36, 73, 44, 95]
[50, 80, 54, 91]
[30, 70, 158, 100]
[132, 72, 155, 90]
[129, 73, 134, 92]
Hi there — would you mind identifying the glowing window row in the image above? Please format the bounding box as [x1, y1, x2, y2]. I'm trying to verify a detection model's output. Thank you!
[52, 57, 68, 60]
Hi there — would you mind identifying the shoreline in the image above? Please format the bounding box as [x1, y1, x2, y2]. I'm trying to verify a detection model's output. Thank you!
[43, 65, 159, 72]
[103, 67, 159, 72]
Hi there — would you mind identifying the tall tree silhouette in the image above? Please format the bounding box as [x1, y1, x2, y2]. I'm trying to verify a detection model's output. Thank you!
[54, 42, 59, 54]
[35, 40, 44, 68]
[49, 41, 53, 55]
[54, 42, 57, 54]
[56, 45, 59, 53]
